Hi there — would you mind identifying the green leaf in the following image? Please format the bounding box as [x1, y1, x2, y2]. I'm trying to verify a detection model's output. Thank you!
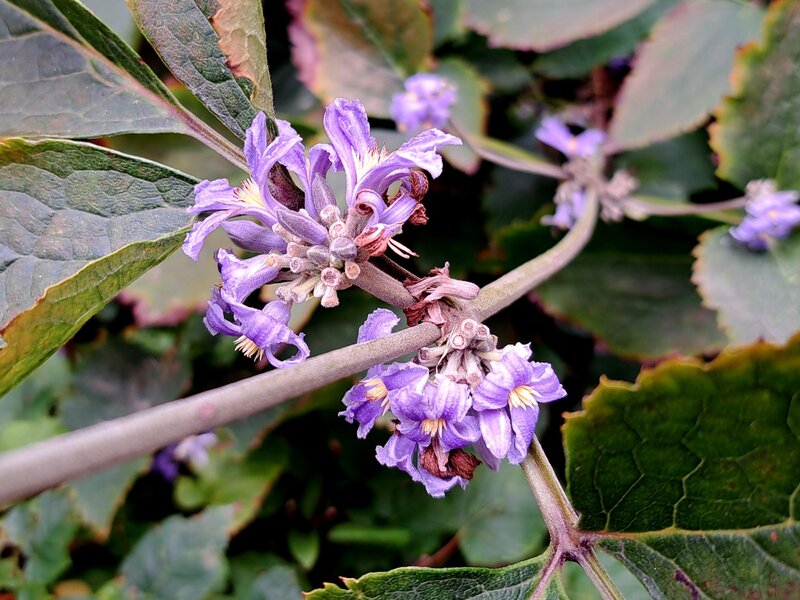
[613, 132, 716, 200]
[501, 222, 726, 359]
[533, 1, 677, 79]
[289, 0, 433, 117]
[211, 0, 274, 117]
[463, 0, 657, 51]
[0, 417, 66, 451]
[288, 530, 320, 571]
[457, 462, 547, 566]
[116, 506, 234, 600]
[712, 0, 800, 189]
[305, 551, 565, 599]
[2, 490, 79, 585]
[0, 353, 69, 428]
[82, 0, 140, 45]
[0, 0, 187, 138]
[609, 0, 763, 151]
[61, 340, 191, 538]
[559, 555, 649, 600]
[564, 335, 800, 596]
[436, 58, 488, 175]
[429, 0, 465, 47]
[692, 227, 800, 345]
[0, 139, 196, 397]
[126, 0, 258, 139]
[174, 442, 288, 532]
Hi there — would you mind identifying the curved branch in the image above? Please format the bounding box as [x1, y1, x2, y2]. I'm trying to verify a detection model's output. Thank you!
[470, 190, 599, 321]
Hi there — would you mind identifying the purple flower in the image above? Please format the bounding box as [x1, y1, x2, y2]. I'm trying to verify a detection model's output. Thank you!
[204, 287, 309, 368]
[339, 309, 428, 437]
[323, 98, 460, 210]
[390, 73, 457, 133]
[153, 432, 218, 482]
[535, 117, 605, 159]
[541, 189, 585, 231]
[472, 344, 566, 464]
[730, 181, 800, 251]
[376, 376, 481, 497]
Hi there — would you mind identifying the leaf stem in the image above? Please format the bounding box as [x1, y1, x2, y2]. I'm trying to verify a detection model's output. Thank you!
[575, 550, 625, 600]
[179, 110, 249, 172]
[447, 120, 566, 180]
[624, 195, 747, 220]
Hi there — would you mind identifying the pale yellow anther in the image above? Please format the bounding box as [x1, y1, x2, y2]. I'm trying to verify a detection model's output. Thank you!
[420, 418, 447, 438]
[234, 335, 264, 362]
[508, 385, 540, 409]
[363, 378, 388, 403]
[236, 178, 264, 208]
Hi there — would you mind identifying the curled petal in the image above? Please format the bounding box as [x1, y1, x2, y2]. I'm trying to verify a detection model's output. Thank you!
[440, 414, 481, 451]
[357, 308, 401, 343]
[216, 249, 280, 302]
[376, 431, 418, 479]
[507, 404, 539, 464]
[232, 301, 310, 368]
[530, 362, 567, 403]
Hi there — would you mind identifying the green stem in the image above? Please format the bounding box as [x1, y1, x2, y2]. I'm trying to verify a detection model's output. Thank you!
[447, 119, 566, 180]
[624, 195, 746, 223]
[179, 109, 249, 172]
[471, 189, 599, 321]
[575, 550, 625, 600]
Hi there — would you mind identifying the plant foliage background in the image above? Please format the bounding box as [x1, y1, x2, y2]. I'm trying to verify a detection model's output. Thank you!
[1, 0, 799, 598]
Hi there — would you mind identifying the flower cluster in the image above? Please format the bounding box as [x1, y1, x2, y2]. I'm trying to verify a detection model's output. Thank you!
[340, 309, 566, 497]
[535, 117, 636, 229]
[729, 179, 800, 251]
[391, 73, 457, 133]
[183, 99, 460, 366]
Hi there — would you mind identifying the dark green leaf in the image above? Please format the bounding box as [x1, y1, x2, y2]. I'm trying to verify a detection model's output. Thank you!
[533, 1, 677, 79]
[0, 0, 187, 138]
[305, 551, 565, 599]
[457, 462, 547, 566]
[0, 353, 69, 428]
[2, 490, 79, 585]
[0, 139, 196, 396]
[289, 0, 433, 117]
[559, 555, 649, 600]
[174, 442, 288, 532]
[116, 506, 234, 600]
[566, 334, 800, 531]
[613, 132, 716, 200]
[463, 0, 657, 51]
[288, 530, 320, 571]
[126, 0, 258, 139]
[436, 58, 487, 175]
[430, 0, 465, 47]
[712, 0, 800, 189]
[565, 334, 800, 596]
[503, 222, 727, 359]
[609, 0, 763, 151]
[692, 227, 800, 345]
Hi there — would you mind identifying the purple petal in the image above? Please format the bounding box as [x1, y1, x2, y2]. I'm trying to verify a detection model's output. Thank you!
[478, 408, 512, 460]
[323, 98, 376, 203]
[435, 377, 471, 423]
[248, 119, 304, 209]
[473, 435, 501, 471]
[382, 362, 429, 394]
[574, 129, 606, 156]
[233, 300, 310, 368]
[376, 432, 418, 478]
[530, 362, 567, 403]
[216, 249, 280, 302]
[222, 220, 287, 254]
[535, 117, 574, 156]
[183, 211, 233, 261]
[203, 288, 240, 337]
[507, 404, 539, 464]
[357, 308, 400, 343]
[393, 387, 428, 423]
[338, 383, 387, 438]
[416, 468, 466, 498]
[440, 414, 480, 451]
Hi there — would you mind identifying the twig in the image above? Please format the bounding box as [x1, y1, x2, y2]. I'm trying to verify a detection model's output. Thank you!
[354, 262, 416, 308]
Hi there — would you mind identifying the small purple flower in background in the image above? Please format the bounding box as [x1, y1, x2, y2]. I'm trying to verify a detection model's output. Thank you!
[730, 179, 800, 251]
[472, 344, 566, 465]
[535, 116, 605, 159]
[183, 100, 459, 365]
[339, 309, 428, 437]
[390, 73, 457, 133]
[153, 432, 218, 482]
[541, 189, 585, 231]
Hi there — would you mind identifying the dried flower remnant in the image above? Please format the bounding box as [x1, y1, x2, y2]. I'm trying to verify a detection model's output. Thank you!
[183, 100, 459, 365]
[391, 73, 457, 133]
[729, 180, 800, 251]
